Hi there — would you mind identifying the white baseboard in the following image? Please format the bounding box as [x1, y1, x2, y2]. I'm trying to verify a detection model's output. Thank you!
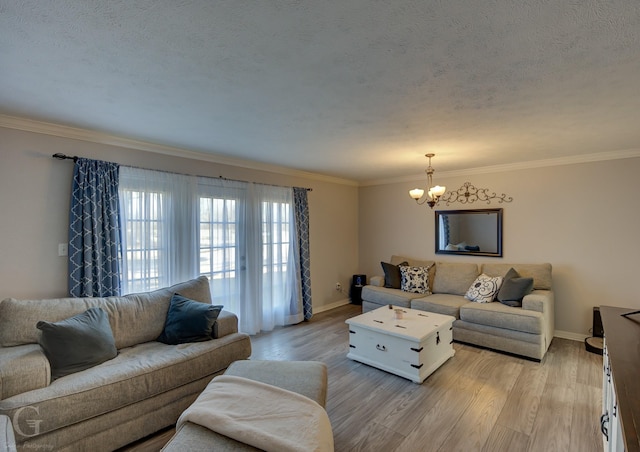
[554, 330, 588, 342]
[313, 299, 351, 314]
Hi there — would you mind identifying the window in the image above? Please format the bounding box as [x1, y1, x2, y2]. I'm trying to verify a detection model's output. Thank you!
[120, 189, 164, 293]
[262, 200, 290, 282]
[198, 196, 239, 307]
[118, 166, 306, 334]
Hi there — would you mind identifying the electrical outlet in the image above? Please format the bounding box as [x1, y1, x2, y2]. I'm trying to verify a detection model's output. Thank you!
[335, 282, 342, 291]
[58, 243, 68, 256]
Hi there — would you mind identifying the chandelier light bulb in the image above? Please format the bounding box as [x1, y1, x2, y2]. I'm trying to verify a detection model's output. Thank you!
[409, 188, 424, 200]
[430, 185, 446, 197]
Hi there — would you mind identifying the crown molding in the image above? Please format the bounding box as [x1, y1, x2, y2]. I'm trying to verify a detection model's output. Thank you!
[361, 148, 640, 186]
[0, 114, 358, 187]
[4, 114, 638, 189]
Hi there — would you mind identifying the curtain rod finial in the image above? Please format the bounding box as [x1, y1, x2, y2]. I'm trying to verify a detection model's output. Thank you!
[52, 153, 78, 162]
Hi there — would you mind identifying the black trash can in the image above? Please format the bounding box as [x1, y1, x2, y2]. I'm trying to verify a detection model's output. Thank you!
[350, 274, 366, 305]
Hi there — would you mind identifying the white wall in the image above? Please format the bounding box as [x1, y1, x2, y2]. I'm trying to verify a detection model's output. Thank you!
[0, 127, 359, 312]
[359, 158, 640, 338]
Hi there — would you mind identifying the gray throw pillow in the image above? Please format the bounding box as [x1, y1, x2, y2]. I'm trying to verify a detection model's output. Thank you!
[381, 261, 408, 289]
[157, 294, 223, 345]
[497, 268, 534, 307]
[37, 307, 117, 380]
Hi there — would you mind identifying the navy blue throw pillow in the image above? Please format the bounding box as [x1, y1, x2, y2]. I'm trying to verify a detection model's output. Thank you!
[157, 294, 223, 345]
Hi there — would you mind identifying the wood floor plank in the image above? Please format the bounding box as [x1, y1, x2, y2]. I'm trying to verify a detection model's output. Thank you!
[483, 424, 530, 452]
[436, 357, 522, 451]
[527, 383, 575, 452]
[569, 383, 602, 452]
[576, 345, 604, 388]
[347, 422, 406, 452]
[394, 364, 483, 452]
[495, 359, 549, 435]
[546, 337, 579, 384]
[375, 345, 472, 436]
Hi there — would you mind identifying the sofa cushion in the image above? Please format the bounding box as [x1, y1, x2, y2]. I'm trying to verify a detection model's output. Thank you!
[0, 333, 251, 439]
[390, 255, 434, 268]
[381, 261, 408, 289]
[480, 263, 552, 290]
[225, 360, 328, 408]
[399, 266, 431, 294]
[432, 262, 480, 296]
[454, 320, 542, 345]
[0, 277, 212, 348]
[115, 277, 213, 348]
[497, 268, 534, 307]
[361, 286, 425, 309]
[464, 274, 503, 303]
[37, 307, 117, 380]
[459, 302, 542, 334]
[158, 294, 223, 345]
[410, 294, 468, 319]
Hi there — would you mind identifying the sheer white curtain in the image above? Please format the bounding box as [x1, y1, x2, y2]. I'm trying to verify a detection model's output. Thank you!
[119, 166, 198, 293]
[119, 167, 304, 335]
[248, 183, 303, 332]
[200, 178, 303, 334]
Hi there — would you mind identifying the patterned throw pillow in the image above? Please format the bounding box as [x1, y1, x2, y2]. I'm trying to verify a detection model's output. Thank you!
[399, 265, 432, 294]
[464, 274, 504, 303]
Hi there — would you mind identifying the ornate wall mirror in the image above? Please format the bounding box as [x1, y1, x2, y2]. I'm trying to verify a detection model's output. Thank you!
[435, 208, 503, 257]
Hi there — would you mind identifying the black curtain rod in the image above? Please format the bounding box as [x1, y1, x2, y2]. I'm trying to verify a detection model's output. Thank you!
[52, 153, 78, 162]
[51, 153, 312, 191]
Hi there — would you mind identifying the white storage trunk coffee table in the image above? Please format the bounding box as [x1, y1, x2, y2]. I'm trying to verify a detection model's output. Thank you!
[346, 306, 455, 383]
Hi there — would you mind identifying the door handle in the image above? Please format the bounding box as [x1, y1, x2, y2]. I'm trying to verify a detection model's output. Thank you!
[600, 413, 609, 440]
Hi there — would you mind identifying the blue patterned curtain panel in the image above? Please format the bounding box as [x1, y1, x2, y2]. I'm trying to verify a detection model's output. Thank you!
[68, 158, 121, 297]
[293, 187, 313, 320]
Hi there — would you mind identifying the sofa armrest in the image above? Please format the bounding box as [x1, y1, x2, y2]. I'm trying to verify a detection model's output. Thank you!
[523, 290, 555, 341]
[0, 344, 51, 400]
[522, 290, 553, 313]
[0, 415, 16, 452]
[213, 311, 239, 339]
[369, 276, 384, 287]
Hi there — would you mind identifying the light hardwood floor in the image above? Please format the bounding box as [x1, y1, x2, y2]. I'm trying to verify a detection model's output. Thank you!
[124, 304, 604, 452]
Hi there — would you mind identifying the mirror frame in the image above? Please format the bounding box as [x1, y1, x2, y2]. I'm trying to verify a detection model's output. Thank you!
[435, 208, 503, 257]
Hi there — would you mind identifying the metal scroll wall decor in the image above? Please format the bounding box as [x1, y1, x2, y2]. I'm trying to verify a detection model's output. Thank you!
[439, 182, 513, 206]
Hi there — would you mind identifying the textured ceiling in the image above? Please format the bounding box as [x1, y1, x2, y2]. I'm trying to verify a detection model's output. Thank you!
[2, 0, 640, 182]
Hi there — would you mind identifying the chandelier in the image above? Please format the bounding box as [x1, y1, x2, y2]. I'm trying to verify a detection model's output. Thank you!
[408, 153, 446, 208]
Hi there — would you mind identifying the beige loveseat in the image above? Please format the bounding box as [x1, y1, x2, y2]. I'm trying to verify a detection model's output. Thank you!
[362, 256, 554, 360]
[0, 277, 251, 451]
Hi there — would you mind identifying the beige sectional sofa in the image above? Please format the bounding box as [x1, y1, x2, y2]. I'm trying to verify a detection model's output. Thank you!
[0, 277, 251, 451]
[362, 256, 554, 360]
